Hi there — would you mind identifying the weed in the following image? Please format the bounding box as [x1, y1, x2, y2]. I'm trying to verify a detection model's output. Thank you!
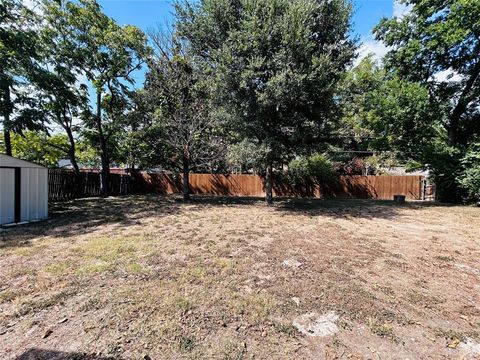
[179, 335, 196, 352]
[435, 329, 466, 342]
[174, 296, 193, 314]
[371, 322, 394, 337]
[44, 261, 71, 276]
[275, 322, 299, 336]
[435, 255, 455, 262]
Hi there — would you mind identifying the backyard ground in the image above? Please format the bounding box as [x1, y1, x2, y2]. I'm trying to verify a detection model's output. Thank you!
[0, 195, 479, 359]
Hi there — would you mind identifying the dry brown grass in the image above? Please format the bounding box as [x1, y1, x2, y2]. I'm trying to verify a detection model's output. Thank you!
[1, 195, 479, 359]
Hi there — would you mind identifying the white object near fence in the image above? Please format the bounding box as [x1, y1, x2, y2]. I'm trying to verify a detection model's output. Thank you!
[0, 154, 48, 226]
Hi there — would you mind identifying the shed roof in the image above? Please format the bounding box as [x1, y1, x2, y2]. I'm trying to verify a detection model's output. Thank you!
[0, 154, 46, 169]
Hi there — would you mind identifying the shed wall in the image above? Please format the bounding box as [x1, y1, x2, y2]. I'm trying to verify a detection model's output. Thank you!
[0, 168, 15, 224]
[21, 168, 48, 222]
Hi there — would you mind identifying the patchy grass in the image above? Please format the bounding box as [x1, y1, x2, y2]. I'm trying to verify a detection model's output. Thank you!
[1, 195, 479, 359]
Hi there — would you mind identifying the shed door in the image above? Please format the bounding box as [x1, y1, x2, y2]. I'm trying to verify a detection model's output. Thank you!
[0, 168, 15, 225]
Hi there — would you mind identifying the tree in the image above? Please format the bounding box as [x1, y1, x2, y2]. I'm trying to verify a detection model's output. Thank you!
[0, 131, 69, 167]
[373, 0, 480, 202]
[0, 0, 41, 155]
[115, 89, 156, 172]
[374, 0, 480, 147]
[58, 0, 150, 196]
[458, 141, 480, 202]
[145, 31, 225, 201]
[340, 57, 438, 163]
[13, 0, 92, 175]
[176, 0, 356, 204]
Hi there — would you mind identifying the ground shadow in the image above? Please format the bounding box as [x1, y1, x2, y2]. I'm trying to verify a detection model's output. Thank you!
[181, 195, 444, 221]
[1, 194, 446, 250]
[183, 195, 265, 206]
[16, 348, 118, 360]
[0, 194, 182, 248]
[275, 197, 446, 220]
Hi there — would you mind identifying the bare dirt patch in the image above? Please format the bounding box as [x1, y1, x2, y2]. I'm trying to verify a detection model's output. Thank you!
[1, 195, 479, 359]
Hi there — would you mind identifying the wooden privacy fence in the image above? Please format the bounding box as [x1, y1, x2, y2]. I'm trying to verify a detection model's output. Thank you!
[48, 169, 132, 200]
[135, 173, 424, 200]
[48, 170, 424, 201]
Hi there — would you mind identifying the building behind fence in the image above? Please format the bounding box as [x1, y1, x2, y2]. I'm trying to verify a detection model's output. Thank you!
[48, 169, 431, 201]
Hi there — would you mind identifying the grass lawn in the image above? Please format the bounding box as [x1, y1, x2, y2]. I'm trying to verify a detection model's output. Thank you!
[1, 195, 479, 359]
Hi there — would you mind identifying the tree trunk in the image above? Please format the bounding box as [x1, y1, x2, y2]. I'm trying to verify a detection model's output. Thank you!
[3, 128, 12, 156]
[65, 125, 80, 174]
[96, 90, 110, 197]
[64, 124, 84, 197]
[1, 72, 12, 156]
[447, 58, 480, 146]
[182, 162, 191, 201]
[265, 162, 273, 205]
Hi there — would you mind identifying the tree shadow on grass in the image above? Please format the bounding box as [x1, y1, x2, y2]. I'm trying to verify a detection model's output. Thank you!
[275, 197, 447, 220]
[0, 194, 446, 250]
[182, 195, 266, 206]
[177, 195, 445, 221]
[0, 194, 182, 248]
[16, 348, 118, 360]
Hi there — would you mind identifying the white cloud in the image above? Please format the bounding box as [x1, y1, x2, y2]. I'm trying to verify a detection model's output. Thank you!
[393, 0, 412, 19]
[355, 1, 413, 66]
[432, 68, 463, 83]
[23, 0, 42, 14]
[355, 36, 390, 66]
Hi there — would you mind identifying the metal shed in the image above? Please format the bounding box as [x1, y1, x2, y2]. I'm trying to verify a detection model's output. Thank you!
[0, 154, 48, 226]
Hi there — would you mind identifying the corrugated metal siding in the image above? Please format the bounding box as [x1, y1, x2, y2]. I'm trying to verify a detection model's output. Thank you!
[0, 168, 15, 224]
[21, 168, 48, 222]
[0, 155, 48, 225]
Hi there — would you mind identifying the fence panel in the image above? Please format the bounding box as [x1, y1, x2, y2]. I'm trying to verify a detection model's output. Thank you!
[133, 173, 424, 200]
[48, 169, 132, 200]
[49, 170, 425, 201]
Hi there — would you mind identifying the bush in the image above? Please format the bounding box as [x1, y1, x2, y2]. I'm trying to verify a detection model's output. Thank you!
[458, 143, 480, 202]
[288, 153, 337, 185]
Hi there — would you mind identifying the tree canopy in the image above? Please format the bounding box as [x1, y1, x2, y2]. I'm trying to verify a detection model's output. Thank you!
[1, 0, 479, 203]
[176, 0, 356, 203]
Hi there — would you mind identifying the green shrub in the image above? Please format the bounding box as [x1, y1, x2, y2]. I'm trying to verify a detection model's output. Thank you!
[458, 143, 480, 202]
[288, 153, 337, 185]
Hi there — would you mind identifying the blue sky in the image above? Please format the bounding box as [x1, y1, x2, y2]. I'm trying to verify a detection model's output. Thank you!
[96, 0, 403, 87]
[98, 0, 395, 37]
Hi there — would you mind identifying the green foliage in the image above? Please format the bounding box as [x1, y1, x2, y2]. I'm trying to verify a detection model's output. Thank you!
[226, 139, 270, 173]
[288, 153, 337, 185]
[458, 142, 480, 201]
[0, 131, 99, 168]
[39, 0, 150, 193]
[373, 0, 480, 138]
[0, 0, 43, 141]
[176, 0, 356, 162]
[371, 0, 480, 202]
[176, 0, 355, 202]
[340, 57, 438, 163]
[0, 131, 67, 167]
[375, 0, 479, 88]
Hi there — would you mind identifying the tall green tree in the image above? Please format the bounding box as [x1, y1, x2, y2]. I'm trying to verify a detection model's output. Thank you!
[340, 57, 438, 163]
[17, 0, 92, 175]
[176, 0, 356, 204]
[54, 0, 150, 195]
[0, 0, 41, 155]
[374, 0, 480, 147]
[374, 0, 480, 201]
[145, 31, 226, 201]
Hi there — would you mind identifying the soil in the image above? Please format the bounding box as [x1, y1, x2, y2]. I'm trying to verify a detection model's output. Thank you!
[0, 195, 479, 359]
